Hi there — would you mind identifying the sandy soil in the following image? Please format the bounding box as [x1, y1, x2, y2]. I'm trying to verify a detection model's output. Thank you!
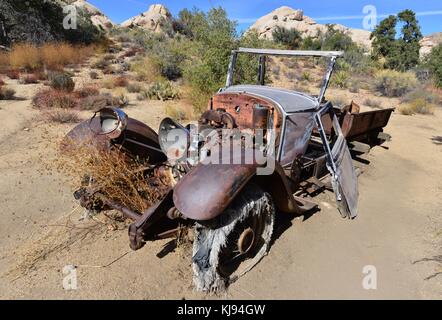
[0, 56, 441, 300]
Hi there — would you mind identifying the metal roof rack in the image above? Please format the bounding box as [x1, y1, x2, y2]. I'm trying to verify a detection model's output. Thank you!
[236, 47, 344, 58]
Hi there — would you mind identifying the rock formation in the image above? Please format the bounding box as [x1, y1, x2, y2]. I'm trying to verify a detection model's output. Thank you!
[121, 4, 172, 32]
[249, 6, 372, 50]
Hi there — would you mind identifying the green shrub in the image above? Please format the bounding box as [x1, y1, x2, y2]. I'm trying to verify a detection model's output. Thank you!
[331, 70, 349, 88]
[374, 70, 417, 97]
[50, 73, 75, 92]
[426, 44, 442, 88]
[272, 26, 302, 49]
[127, 83, 143, 93]
[143, 81, 179, 101]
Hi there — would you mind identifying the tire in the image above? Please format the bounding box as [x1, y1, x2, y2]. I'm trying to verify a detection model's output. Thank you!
[192, 184, 275, 292]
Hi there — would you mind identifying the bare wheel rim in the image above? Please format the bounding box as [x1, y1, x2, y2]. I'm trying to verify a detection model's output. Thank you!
[217, 213, 266, 278]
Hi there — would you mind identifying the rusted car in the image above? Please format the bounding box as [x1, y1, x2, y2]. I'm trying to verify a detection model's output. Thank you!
[65, 48, 393, 292]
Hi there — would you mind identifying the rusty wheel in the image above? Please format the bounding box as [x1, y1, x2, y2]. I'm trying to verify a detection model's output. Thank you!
[192, 184, 275, 292]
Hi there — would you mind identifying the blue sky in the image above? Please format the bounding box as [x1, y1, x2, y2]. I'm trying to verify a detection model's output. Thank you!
[88, 0, 442, 35]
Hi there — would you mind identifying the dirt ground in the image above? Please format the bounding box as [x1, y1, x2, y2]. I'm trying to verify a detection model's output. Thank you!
[0, 61, 441, 300]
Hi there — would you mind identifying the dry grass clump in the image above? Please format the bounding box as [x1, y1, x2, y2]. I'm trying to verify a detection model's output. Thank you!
[4, 43, 96, 72]
[398, 98, 435, 115]
[0, 52, 9, 72]
[9, 43, 41, 70]
[165, 103, 194, 121]
[59, 140, 172, 213]
[364, 98, 382, 109]
[44, 109, 81, 123]
[130, 56, 162, 83]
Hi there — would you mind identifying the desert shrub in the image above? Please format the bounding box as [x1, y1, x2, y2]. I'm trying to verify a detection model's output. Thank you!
[374, 70, 417, 97]
[426, 44, 442, 88]
[328, 95, 346, 107]
[331, 70, 349, 88]
[272, 26, 302, 49]
[6, 70, 20, 80]
[32, 89, 78, 109]
[399, 98, 435, 115]
[349, 82, 360, 93]
[127, 83, 143, 93]
[364, 98, 382, 108]
[89, 71, 99, 79]
[74, 86, 100, 99]
[130, 56, 162, 82]
[119, 61, 131, 72]
[401, 87, 440, 105]
[50, 73, 75, 92]
[301, 36, 322, 50]
[114, 92, 130, 107]
[165, 103, 193, 121]
[20, 74, 39, 84]
[103, 54, 116, 61]
[79, 93, 119, 111]
[45, 109, 80, 123]
[0, 86, 15, 100]
[302, 71, 311, 81]
[92, 58, 110, 70]
[102, 78, 115, 89]
[144, 81, 180, 101]
[103, 65, 117, 75]
[113, 76, 129, 87]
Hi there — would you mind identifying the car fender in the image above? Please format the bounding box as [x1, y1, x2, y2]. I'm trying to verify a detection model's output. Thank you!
[173, 154, 317, 221]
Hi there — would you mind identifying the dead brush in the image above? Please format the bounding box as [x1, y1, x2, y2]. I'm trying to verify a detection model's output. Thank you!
[32, 89, 78, 109]
[44, 109, 81, 123]
[58, 139, 172, 213]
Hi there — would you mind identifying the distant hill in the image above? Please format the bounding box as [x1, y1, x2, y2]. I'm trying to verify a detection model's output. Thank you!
[248, 6, 372, 50]
[0, 0, 110, 47]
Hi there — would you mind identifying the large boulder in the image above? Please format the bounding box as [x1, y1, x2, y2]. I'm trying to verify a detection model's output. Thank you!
[121, 4, 172, 32]
[249, 6, 372, 50]
[72, 0, 114, 31]
[420, 33, 442, 57]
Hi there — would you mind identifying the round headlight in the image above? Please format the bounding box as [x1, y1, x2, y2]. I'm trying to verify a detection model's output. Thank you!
[90, 108, 128, 139]
[158, 117, 189, 162]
